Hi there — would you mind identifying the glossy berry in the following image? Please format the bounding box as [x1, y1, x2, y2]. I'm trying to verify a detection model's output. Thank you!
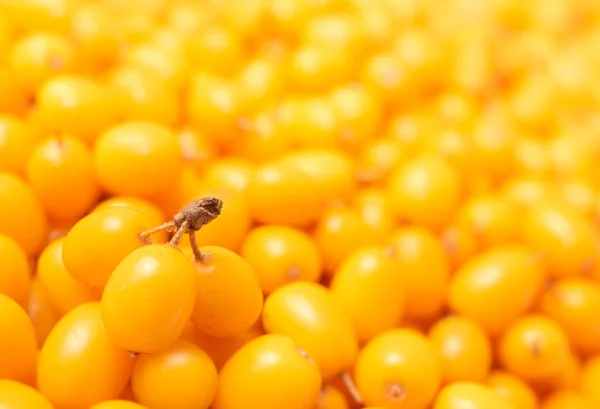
[434, 382, 514, 409]
[213, 334, 321, 409]
[101, 244, 196, 353]
[0, 116, 38, 177]
[487, 371, 538, 409]
[0, 233, 30, 308]
[0, 379, 53, 409]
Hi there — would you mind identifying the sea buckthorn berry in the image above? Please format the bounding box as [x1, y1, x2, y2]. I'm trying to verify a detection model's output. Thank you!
[31, 75, 119, 144]
[314, 385, 349, 409]
[428, 316, 492, 384]
[440, 225, 478, 271]
[421, 129, 479, 182]
[454, 193, 519, 249]
[448, 245, 547, 335]
[288, 43, 352, 92]
[0, 379, 53, 409]
[101, 244, 196, 353]
[178, 128, 217, 173]
[388, 155, 461, 230]
[0, 67, 28, 115]
[198, 158, 254, 195]
[1, 0, 73, 33]
[27, 277, 59, 346]
[352, 189, 396, 238]
[0, 234, 31, 308]
[241, 225, 322, 295]
[0, 293, 37, 384]
[150, 167, 202, 221]
[581, 356, 600, 405]
[246, 160, 322, 227]
[514, 137, 552, 176]
[487, 371, 538, 409]
[94, 121, 183, 197]
[387, 227, 449, 321]
[37, 237, 98, 315]
[108, 66, 180, 126]
[187, 25, 243, 76]
[471, 109, 517, 181]
[123, 44, 187, 90]
[0, 116, 38, 177]
[279, 148, 356, 205]
[233, 111, 292, 162]
[356, 137, 406, 186]
[433, 382, 514, 409]
[188, 245, 263, 338]
[27, 135, 99, 222]
[330, 246, 404, 343]
[9, 32, 75, 94]
[38, 302, 135, 409]
[302, 13, 362, 52]
[91, 401, 147, 409]
[542, 391, 596, 409]
[556, 179, 598, 217]
[498, 315, 570, 383]
[131, 340, 218, 409]
[213, 334, 322, 409]
[62, 207, 151, 288]
[501, 176, 558, 209]
[0, 172, 48, 256]
[361, 52, 416, 104]
[263, 282, 358, 377]
[521, 202, 599, 278]
[355, 329, 440, 409]
[314, 206, 383, 274]
[237, 58, 285, 115]
[540, 278, 600, 355]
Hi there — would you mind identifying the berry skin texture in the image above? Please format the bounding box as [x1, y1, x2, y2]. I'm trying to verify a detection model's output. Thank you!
[486, 371, 538, 409]
[212, 334, 322, 409]
[0, 379, 54, 409]
[26, 135, 99, 222]
[433, 382, 515, 409]
[62, 207, 151, 288]
[101, 244, 196, 353]
[262, 282, 358, 377]
[0, 293, 37, 384]
[241, 225, 322, 294]
[38, 302, 135, 409]
[448, 245, 547, 335]
[388, 155, 461, 230]
[93, 121, 183, 197]
[330, 246, 404, 343]
[0, 172, 48, 256]
[428, 315, 492, 384]
[0, 233, 31, 308]
[354, 329, 441, 409]
[131, 340, 218, 409]
[498, 315, 570, 383]
[189, 245, 263, 338]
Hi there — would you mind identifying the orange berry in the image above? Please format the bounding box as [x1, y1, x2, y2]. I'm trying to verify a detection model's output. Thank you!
[471, 109, 517, 181]
[288, 43, 352, 92]
[428, 316, 492, 384]
[0, 0, 74, 33]
[94, 121, 183, 197]
[233, 111, 292, 162]
[542, 391, 596, 409]
[132, 340, 218, 409]
[37, 237, 98, 315]
[388, 155, 461, 230]
[501, 176, 558, 209]
[448, 245, 547, 335]
[178, 128, 217, 174]
[0, 172, 48, 256]
[0, 116, 39, 177]
[0, 67, 28, 115]
[434, 382, 514, 409]
[361, 52, 416, 104]
[0, 293, 37, 384]
[247, 160, 322, 227]
[581, 356, 600, 405]
[32, 75, 119, 144]
[499, 315, 570, 382]
[487, 371, 538, 409]
[263, 282, 358, 377]
[237, 58, 285, 115]
[0, 379, 53, 409]
[213, 334, 321, 409]
[108, 66, 180, 126]
[187, 25, 243, 76]
[314, 206, 383, 274]
[330, 246, 404, 342]
[124, 44, 187, 90]
[241, 225, 322, 295]
[540, 278, 600, 355]
[189, 245, 263, 338]
[9, 32, 75, 94]
[421, 129, 479, 182]
[198, 158, 254, 195]
[27, 135, 99, 222]
[62, 207, 151, 288]
[521, 202, 599, 278]
[101, 244, 196, 353]
[356, 137, 406, 186]
[440, 225, 478, 271]
[38, 302, 135, 408]
[27, 277, 59, 346]
[387, 227, 449, 321]
[355, 329, 440, 409]
[352, 188, 396, 238]
[454, 193, 519, 249]
[91, 401, 147, 409]
[0, 234, 31, 308]
[314, 385, 349, 409]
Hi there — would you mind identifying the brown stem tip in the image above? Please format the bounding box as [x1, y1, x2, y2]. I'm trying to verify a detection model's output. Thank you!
[139, 197, 223, 262]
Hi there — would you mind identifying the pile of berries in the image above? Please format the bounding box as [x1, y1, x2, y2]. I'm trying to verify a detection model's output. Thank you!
[3, 0, 600, 408]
